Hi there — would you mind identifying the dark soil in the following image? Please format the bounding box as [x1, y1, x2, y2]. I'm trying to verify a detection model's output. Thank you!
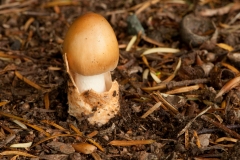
[1, 0, 240, 160]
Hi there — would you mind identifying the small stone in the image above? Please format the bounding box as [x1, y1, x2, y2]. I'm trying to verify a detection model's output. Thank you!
[14, 58, 21, 65]
[199, 134, 211, 148]
[72, 143, 96, 154]
[127, 14, 145, 35]
[20, 102, 30, 111]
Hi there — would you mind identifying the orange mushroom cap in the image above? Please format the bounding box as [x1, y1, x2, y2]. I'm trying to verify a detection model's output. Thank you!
[63, 12, 119, 76]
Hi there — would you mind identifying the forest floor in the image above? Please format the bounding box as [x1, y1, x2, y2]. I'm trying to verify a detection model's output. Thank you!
[1, 0, 240, 159]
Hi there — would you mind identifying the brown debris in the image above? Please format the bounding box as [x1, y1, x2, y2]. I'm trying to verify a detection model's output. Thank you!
[47, 141, 75, 154]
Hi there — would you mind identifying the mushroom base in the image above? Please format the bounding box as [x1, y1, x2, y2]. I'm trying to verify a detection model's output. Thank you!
[64, 53, 120, 126]
[67, 80, 120, 126]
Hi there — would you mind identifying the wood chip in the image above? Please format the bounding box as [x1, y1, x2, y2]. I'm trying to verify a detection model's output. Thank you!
[72, 143, 97, 154]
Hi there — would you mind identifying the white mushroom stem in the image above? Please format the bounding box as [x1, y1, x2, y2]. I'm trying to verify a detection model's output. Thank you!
[75, 73, 106, 93]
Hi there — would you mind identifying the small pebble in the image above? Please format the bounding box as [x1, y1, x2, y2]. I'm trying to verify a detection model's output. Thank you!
[127, 14, 145, 35]
[20, 102, 30, 111]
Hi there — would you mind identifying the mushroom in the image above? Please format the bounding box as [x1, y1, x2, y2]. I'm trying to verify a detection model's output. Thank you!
[63, 12, 120, 126]
[63, 12, 119, 93]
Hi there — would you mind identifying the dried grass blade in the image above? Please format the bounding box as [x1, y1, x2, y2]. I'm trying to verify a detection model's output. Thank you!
[154, 92, 179, 114]
[0, 151, 37, 158]
[87, 131, 98, 138]
[41, 120, 70, 134]
[24, 17, 35, 31]
[216, 75, 240, 98]
[136, 0, 160, 15]
[165, 85, 200, 95]
[0, 52, 32, 62]
[44, 92, 50, 109]
[141, 102, 162, 118]
[142, 55, 151, 68]
[87, 139, 105, 152]
[165, 0, 186, 4]
[216, 43, 234, 51]
[142, 69, 149, 80]
[0, 101, 9, 107]
[12, 119, 27, 129]
[0, 51, 18, 59]
[31, 133, 82, 148]
[24, 123, 50, 137]
[10, 142, 32, 148]
[141, 35, 165, 47]
[69, 123, 83, 135]
[221, 62, 239, 74]
[141, 84, 167, 91]
[15, 71, 44, 91]
[109, 140, 155, 146]
[48, 66, 62, 70]
[164, 58, 181, 82]
[215, 137, 238, 143]
[0, 7, 29, 15]
[150, 71, 161, 83]
[126, 35, 137, 51]
[200, 3, 234, 17]
[193, 130, 201, 148]
[0, 111, 28, 122]
[141, 48, 180, 56]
